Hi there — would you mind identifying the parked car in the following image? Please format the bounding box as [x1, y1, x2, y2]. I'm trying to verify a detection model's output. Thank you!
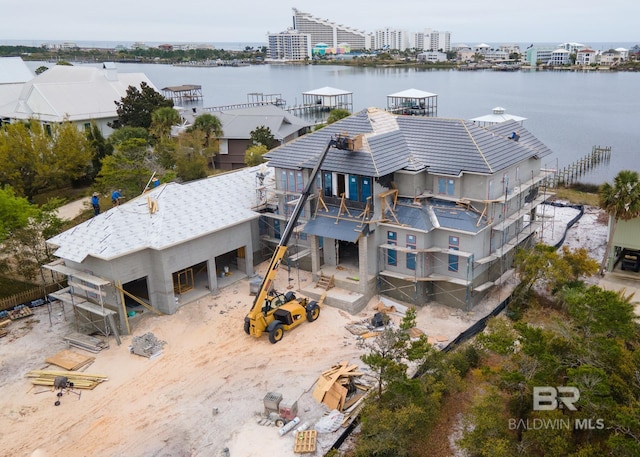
[620, 249, 640, 272]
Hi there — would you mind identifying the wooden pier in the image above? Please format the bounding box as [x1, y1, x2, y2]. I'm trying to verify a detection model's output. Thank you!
[544, 145, 612, 188]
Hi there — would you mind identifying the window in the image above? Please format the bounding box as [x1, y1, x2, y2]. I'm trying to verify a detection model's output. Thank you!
[438, 177, 455, 195]
[387, 231, 397, 266]
[448, 235, 459, 272]
[323, 171, 333, 197]
[406, 234, 416, 270]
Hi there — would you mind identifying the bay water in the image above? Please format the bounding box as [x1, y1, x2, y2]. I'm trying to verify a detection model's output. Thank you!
[26, 61, 640, 184]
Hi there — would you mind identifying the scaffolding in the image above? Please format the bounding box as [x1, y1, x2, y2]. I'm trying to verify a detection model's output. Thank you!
[44, 259, 115, 346]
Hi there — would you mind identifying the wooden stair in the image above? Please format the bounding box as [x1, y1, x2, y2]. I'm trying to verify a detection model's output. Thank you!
[316, 273, 334, 291]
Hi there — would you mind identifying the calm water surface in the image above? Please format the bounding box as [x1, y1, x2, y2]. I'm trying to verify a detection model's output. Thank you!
[28, 61, 640, 184]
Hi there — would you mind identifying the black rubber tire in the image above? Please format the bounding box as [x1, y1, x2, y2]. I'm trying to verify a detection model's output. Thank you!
[244, 318, 251, 335]
[306, 303, 320, 322]
[268, 323, 284, 344]
[55, 400, 60, 406]
[275, 418, 286, 428]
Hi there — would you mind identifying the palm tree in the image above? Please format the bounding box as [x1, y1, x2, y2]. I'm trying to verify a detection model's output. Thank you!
[188, 113, 223, 148]
[598, 170, 640, 274]
[150, 107, 181, 140]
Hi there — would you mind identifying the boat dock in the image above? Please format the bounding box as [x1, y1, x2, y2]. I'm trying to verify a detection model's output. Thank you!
[544, 145, 612, 188]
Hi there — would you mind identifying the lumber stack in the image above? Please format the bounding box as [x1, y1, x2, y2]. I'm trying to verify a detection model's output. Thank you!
[312, 361, 364, 411]
[64, 332, 108, 353]
[25, 370, 108, 390]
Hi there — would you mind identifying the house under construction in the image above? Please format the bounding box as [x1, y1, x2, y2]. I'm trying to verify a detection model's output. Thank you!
[263, 107, 553, 311]
[44, 106, 555, 339]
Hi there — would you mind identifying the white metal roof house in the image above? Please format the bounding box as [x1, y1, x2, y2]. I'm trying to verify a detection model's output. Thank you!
[46, 165, 275, 334]
[264, 108, 553, 311]
[0, 63, 154, 136]
[0, 57, 34, 123]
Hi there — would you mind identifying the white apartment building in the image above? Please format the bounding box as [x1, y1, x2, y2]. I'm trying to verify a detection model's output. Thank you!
[292, 8, 373, 50]
[374, 28, 410, 51]
[410, 29, 451, 52]
[424, 29, 451, 52]
[268, 29, 312, 61]
[549, 48, 571, 66]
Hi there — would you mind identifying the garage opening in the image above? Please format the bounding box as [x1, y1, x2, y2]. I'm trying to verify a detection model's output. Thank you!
[214, 248, 248, 290]
[172, 261, 209, 301]
[121, 276, 150, 318]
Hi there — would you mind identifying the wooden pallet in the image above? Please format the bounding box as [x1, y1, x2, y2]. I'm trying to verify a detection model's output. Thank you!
[293, 430, 317, 454]
[8, 306, 33, 320]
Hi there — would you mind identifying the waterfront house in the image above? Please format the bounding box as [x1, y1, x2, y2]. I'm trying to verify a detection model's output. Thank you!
[0, 62, 154, 136]
[263, 108, 553, 311]
[0, 57, 34, 125]
[205, 104, 313, 170]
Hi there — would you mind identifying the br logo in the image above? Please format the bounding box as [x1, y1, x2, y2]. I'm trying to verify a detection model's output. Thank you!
[533, 386, 580, 411]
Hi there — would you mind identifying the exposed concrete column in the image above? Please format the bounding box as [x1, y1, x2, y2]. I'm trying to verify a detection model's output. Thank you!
[153, 270, 178, 314]
[207, 258, 219, 292]
[358, 236, 368, 294]
[310, 235, 321, 281]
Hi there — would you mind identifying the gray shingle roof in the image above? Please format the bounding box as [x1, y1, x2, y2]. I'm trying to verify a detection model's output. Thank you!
[211, 105, 312, 140]
[265, 108, 553, 177]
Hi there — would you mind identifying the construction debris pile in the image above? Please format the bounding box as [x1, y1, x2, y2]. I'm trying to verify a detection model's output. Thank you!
[312, 361, 370, 417]
[0, 305, 35, 338]
[129, 332, 166, 358]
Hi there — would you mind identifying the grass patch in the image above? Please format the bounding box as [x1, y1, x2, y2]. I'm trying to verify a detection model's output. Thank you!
[31, 185, 91, 206]
[553, 186, 600, 206]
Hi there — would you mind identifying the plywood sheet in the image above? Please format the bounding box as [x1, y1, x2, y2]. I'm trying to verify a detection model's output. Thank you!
[45, 349, 95, 371]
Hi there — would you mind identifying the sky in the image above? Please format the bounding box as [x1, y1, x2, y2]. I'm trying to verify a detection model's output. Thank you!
[1, 1, 637, 46]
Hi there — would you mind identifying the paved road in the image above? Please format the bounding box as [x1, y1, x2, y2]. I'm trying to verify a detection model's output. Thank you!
[55, 196, 90, 220]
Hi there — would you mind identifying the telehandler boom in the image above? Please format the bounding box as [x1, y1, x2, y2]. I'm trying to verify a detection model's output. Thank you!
[244, 134, 357, 343]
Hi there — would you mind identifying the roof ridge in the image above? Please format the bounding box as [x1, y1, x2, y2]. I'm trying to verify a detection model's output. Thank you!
[462, 121, 493, 173]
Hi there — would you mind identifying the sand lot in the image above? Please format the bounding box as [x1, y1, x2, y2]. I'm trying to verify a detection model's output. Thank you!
[0, 266, 501, 457]
[0, 204, 613, 457]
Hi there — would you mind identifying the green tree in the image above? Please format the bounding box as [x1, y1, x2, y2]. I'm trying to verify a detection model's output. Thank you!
[86, 121, 114, 179]
[249, 125, 276, 150]
[360, 307, 432, 401]
[150, 106, 181, 140]
[458, 387, 515, 457]
[189, 113, 223, 148]
[107, 126, 151, 147]
[326, 108, 351, 124]
[188, 113, 223, 167]
[0, 120, 92, 199]
[35, 65, 48, 75]
[174, 131, 208, 181]
[111, 81, 173, 130]
[244, 144, 268, 166]
[96, 138, 152, 197]
[2, 198, 63, 280]
[598, 170, 640, 274]
[0, 186, 36, 241]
